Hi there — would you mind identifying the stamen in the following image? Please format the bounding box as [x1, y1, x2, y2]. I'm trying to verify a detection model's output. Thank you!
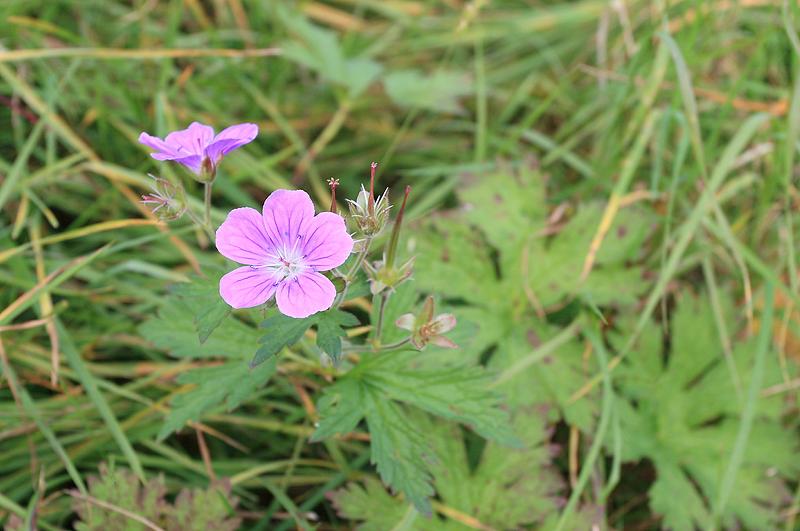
[368, 162, 378, 216]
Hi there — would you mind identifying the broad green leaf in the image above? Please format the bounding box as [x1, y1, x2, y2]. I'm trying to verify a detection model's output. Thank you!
[457, 164, 547, 254]
[315, 308, 360, 365]
[489, 323, 598, 432]
[612, 292, 797, 529]
[411, 216, 498, 305]
[158, 358, 277, 440]
[384, 69, 472, 113]
[252, 312, 315, 367]
[170, 270, 230, 344]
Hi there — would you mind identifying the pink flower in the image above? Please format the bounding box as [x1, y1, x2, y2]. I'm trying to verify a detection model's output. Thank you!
[216, 190, 354, 318]
[139, 122, 258, 176]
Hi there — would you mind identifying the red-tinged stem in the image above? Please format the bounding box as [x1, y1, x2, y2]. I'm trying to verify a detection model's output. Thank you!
[368, 161, 378, 216]
[327, 178, 339, 213]
[385, 185, 410, 269]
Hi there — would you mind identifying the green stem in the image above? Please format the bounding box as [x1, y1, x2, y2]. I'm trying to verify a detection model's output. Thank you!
[342, 336, 411, 354]
[203, 182, 212, 228]
[334, 236, 373, 307]
[373, 291, 389, 344]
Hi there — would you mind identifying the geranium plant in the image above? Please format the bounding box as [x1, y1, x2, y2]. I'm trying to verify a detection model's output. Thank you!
[137, 122, 514, 513]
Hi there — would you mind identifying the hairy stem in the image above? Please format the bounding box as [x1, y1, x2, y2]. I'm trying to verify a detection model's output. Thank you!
[334, 236, 373, 307]
[342, 336, 411, 354]
[373, 290, 390, 344]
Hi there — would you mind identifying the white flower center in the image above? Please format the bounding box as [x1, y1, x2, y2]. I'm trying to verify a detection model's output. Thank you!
[250, 235, 309, 283]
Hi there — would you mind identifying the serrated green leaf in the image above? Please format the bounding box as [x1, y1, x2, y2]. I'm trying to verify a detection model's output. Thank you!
[74, 464, 240, 530]
[329, 478, 412, 531]
[364, 396, 434, 515]
[171, 271, 230, 344]
[311, 378, 365, 442]
[332, 408, 583, 530]
[315, 308, 359, 365]
[139, 298, 260, 359]
[359, 352, 519, 446]
[158, 358, 277, 440]
[313, 351, 517, 511]
[252, 312, 315, 367]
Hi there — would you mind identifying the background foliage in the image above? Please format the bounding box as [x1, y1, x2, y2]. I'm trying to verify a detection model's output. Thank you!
[1, 0, 799, 529]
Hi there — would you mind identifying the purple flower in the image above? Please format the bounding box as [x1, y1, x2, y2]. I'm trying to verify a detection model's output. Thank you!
[216, 190, 354, 318]
[138, 121, 258, 176]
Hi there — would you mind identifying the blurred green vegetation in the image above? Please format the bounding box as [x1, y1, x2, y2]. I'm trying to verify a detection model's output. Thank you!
[1, 1, 799, 529]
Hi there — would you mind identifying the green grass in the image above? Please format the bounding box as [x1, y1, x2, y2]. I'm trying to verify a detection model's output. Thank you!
[1, 1, 799, 529]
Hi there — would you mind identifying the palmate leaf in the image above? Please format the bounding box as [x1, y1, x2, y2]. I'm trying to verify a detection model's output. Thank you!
[331, 409, 593, 530]
[312, 351, 516, 513]
[412, 166, 627, 430]
[612, 291, 798, 530]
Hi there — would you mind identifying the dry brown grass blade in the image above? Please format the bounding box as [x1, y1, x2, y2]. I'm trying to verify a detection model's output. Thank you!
[0, 47, 281, 63]
[579, 64, 789, 116]
[30, 222, 60, 386]
[431, 501, 497, 531]
[0, 64, 202, 273]
[666, 0, 779, 33]
[303, 2, 366, 31]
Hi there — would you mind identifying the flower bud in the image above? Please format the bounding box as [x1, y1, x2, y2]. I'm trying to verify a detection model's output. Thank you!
[198, 156, 217, 183]
[346, 162, 391, 236]
[141, 174, 187, 221]
[396, 296, 457, 350]
[366, 186, 413, 294]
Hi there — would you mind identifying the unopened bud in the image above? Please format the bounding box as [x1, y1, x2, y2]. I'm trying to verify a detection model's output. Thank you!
[327, 178, 340, 214]
[365, 186, 413, 294]
[346, 162, 391, 236]
[199, 156, 217, 183]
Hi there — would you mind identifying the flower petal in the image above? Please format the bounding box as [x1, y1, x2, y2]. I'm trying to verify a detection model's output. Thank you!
[429, 335, 458, 349]
[163, 122, 215, 158]
[395, 313, 415, 331]
[216, 207, 276, 265]
[262, 189, 315, 249]
[138, 132, 178, 157]
[301, 212, 354, 271]
[170, 154, 203, 174]
[219, 266, 279, 309]
[206, 123, 259, 161]
[275, 272, 336, 318]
